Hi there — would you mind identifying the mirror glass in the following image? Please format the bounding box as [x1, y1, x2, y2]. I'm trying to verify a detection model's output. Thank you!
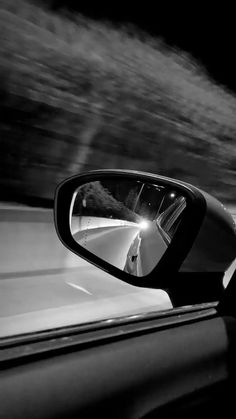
[70, 179, 187, 276]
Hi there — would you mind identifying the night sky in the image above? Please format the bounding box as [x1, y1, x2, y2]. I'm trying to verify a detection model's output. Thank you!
[51, 2, 235, 93]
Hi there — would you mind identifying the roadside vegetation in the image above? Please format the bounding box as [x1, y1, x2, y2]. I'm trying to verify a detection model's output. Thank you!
[0, 0, 235, 204]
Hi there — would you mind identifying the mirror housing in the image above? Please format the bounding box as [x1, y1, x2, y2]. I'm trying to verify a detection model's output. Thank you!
[54, 170, 236, 306]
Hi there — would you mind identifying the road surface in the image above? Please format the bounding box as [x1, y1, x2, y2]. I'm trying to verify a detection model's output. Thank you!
[73, 224, 140, 269]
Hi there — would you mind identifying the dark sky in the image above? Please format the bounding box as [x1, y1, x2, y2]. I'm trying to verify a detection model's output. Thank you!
[52, 2, 235, 93]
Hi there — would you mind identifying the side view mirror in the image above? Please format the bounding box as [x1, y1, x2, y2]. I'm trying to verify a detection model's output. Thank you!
[54, 170, 236, 306]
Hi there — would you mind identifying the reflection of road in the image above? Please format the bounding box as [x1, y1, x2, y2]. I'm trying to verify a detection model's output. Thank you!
[74, 225, 140, 270]
[73, 220, 169, 276]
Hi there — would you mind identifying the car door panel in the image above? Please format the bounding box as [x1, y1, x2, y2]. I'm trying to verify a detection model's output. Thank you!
[1, 312, 235, 419]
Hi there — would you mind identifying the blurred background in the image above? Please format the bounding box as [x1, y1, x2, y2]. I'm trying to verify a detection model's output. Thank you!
[0, 0, 235, 207]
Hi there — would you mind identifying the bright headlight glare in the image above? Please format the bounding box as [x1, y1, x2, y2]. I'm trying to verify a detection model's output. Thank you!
[139, 220, 149, 230]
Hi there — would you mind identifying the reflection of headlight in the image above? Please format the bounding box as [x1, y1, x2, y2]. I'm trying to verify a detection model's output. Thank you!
[139, 220, 149, 230]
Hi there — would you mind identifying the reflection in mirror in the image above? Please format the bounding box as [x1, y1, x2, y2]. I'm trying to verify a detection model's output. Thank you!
[70, 179, 187, 276]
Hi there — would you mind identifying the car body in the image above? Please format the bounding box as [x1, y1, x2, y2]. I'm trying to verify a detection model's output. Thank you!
[124, 195, 187, 276]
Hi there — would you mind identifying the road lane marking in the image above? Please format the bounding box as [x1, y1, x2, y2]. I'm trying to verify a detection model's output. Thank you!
[66, 281, 92, 295]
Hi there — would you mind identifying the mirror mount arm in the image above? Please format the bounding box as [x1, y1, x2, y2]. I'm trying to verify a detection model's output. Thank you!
[166, 272, 225, 307]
